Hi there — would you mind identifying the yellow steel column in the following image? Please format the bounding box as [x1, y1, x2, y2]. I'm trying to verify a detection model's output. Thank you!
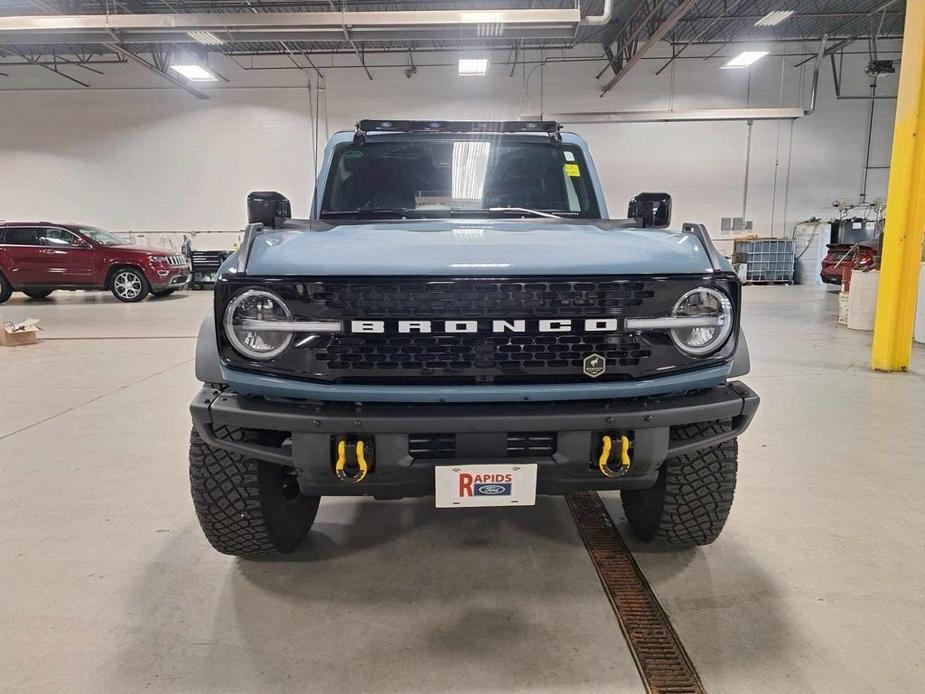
[871, 1, 925, 371]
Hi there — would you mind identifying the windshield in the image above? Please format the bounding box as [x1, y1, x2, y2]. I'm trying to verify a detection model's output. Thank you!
[79, 226, 124, 246]
[321, 138, 600, 219]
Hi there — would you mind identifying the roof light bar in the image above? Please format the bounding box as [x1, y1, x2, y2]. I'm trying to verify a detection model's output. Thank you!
[168, 63, 219, 81]
[755, 10, 794, 27]
[720, 51, 770, 69]
[187, 30, 224, 45]
[352, 119, 562, 145]
[356, 119, 559, 134]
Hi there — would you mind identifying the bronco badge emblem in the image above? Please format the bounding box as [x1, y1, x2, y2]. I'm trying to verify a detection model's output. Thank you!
[583, 353, 606, 379]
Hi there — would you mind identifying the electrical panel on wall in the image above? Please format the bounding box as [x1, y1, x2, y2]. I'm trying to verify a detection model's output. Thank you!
[720, 217, 753, 235]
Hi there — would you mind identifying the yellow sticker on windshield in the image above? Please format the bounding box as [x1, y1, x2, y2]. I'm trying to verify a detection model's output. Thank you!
[563, 163, 581, 177]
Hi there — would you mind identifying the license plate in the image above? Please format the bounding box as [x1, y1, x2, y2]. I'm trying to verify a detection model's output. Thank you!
[435, 464, 537, 508]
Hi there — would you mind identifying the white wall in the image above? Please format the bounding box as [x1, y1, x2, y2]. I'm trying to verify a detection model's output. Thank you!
[0, 42, 900, 253]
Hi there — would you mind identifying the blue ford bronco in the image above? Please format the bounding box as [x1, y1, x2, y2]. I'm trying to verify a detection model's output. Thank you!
[189, 119, 759, 556]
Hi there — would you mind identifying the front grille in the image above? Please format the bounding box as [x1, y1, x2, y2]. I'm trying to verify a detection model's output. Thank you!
[300, 278, 661, 382]
[218, 275, 739, 384]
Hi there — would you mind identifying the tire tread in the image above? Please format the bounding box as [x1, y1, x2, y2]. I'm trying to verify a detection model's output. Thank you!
[189, 426, 308, 556]
[622, 421, 738, 547]
[0, 273, 11, 304]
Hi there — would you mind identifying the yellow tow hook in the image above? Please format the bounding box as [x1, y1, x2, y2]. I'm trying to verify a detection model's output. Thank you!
[335, 439, 369, 484]
[598, 434, 631, 478]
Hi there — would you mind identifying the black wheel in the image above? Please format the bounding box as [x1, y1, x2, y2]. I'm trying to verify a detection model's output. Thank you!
[189, 426, 320, 556]
[23, 289, 54, 300]
[621, 421, 737, 547]
[150, 288, 177, 298]
[0, 273, 11, 304]
[110, 268, 149, 302]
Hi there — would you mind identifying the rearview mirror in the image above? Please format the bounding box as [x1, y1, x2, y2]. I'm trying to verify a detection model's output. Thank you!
[247, 191, 292, 228]
[628, 192, 671, 228]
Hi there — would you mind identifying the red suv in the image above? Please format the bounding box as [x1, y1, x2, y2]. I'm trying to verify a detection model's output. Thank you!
[0, 223, 189, 303]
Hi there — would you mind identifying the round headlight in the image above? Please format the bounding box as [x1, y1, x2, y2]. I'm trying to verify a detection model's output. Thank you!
[224, 289, 293, 361]
[670, 287, 734, 357]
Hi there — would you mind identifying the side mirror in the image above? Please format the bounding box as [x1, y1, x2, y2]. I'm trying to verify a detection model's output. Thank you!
[628, 192, 672, 228]
[247, 191, 291, 228]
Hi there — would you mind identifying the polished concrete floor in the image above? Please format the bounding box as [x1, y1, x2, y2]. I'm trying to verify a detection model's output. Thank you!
[1, 286, 923, 693]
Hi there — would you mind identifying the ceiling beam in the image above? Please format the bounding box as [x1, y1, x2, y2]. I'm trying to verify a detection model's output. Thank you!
[599, 0, 699, 97]
[541, 107, 807, 123]
[4, 2, 210, 100]
[655, 0, 749, 76]
[674, 11, 903, 23]
[792, 0, 904, 67]
[3, 46, 90, 86]
[104, 42, 210, 100]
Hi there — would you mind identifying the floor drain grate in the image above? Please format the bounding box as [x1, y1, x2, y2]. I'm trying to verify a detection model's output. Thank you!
[567, 491, 705, 694]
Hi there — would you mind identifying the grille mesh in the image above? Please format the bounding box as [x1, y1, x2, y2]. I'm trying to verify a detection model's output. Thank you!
[306, 280, 655, 318]
[408, 434, 455, 458]
[407, 432, 557, 459]
[506, 432, 557, 457]
[317, 334, 650, 373]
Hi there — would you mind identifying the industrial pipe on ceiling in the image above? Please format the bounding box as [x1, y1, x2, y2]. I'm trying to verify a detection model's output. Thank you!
[581, 0, 614, 26]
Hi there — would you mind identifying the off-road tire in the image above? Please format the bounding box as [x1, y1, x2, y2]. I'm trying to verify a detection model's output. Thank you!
[0, 273, 11, 304]
[23, 289, 54, 299]
[150, 288, 177, 298]
[621, 421, 737, 547]
[110, 267, 149, 302]
[189, 426, 319, 556]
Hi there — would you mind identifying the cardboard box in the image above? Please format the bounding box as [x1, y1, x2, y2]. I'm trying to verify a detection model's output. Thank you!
[0, 317, 40, 346]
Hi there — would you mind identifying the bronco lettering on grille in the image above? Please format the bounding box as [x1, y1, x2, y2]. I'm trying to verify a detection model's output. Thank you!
[350, 319, 621, 334]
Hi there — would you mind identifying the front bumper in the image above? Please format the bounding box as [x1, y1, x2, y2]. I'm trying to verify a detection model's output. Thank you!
[190, 381, 759, 498]
[149, 266, 189, 290]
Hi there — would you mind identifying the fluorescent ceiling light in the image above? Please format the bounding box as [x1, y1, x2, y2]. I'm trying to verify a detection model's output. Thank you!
[721, 51, 770, 69]
[461, 12, 505, 24]
[187, 30, 224, 46]
[755, 10, 794, 27]
[461, 12, 505, 37]
[169, 64, 219, 81]
[458, 58, 489, 76]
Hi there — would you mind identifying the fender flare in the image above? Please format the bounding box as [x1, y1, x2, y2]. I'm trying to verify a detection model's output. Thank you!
[195, 314, 226, 385]
[730, 327, 751, 378]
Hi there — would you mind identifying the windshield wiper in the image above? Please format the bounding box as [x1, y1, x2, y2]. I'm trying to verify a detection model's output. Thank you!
[453, 207, 563, 219]
[321, 208, 431, 219]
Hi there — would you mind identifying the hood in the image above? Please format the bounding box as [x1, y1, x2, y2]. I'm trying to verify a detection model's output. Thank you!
[111, 244, 177, 256]
[244, 220, 718, 277]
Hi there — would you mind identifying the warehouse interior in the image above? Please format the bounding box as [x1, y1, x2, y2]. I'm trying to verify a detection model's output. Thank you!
[1, 1, 923, 692]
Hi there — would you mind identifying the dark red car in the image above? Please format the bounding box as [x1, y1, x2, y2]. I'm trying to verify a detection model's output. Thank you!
[0, 222, 189, 303]
[820, 240, 878, 286]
